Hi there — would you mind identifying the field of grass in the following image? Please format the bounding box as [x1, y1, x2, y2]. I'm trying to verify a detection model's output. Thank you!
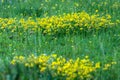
[0, 0, 120, 80]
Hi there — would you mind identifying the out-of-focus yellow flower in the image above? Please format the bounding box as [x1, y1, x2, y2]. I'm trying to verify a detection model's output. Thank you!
[19, 56, 24, 61]
[106, 14, 111, 19]
[74, 2, 79, 7]
[10, 60, 16, 65]
[80, 28, 83, 30]
[25, 63, 29, 67]
[103, 64, 111, 70]
[95, 10, 98, 13]
[40, 67, 46, 72]
[95, 62, 100, 69]
[51, 54, 57, 58]
[85, 56, 89, 59]
[111, 61, 117, 64]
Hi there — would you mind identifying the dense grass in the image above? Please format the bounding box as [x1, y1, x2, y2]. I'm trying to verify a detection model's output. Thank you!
[0, 0, 120, 80]
[0, 0, 120, 18]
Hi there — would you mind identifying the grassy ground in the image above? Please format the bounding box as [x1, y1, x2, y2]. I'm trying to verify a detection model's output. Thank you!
[0, 0, 120, 80]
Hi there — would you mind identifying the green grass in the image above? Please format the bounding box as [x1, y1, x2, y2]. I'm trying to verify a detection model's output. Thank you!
[0, 0, 120, 80]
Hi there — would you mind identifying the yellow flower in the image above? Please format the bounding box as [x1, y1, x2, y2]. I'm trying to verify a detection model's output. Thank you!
[95, 10, 98, 13]
[14, 56, 19, 59]
[19, 56, 24, 61]
[103, 64, 111, 70]
[30, 63, 34, 67]
[111, 61, 117, 64]
[40, 67, 46, 72]
[95, 62, 100, 69]
[10, 54, 116, 79]
[85, 56, 89, 59]
[25, 63, 29, 67]
[80, 28, 83, 30]
[10, 60, 16, 65]
[106, 14, 111, 19]
[57, 67, 62, 74]
[74, 3, 79, 7]
[51, 54, 57, 58]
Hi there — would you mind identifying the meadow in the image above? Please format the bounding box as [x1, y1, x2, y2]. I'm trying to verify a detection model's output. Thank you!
[0, 0, 120, 80]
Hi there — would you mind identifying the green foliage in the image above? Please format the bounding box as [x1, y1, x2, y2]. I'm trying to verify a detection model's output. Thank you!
[0, 0, 120, 80]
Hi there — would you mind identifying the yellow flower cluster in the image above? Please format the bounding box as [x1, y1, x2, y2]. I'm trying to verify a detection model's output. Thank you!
[0, 11, 115, 35]
[10, 54, 116, 80]
[103, 61, 117, 70]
